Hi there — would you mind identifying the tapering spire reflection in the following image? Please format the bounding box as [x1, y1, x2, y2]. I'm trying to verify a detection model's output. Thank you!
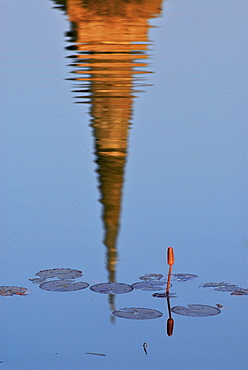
[52, 0, 162, 285]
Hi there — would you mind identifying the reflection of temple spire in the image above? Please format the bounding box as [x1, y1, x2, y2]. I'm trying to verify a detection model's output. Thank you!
[52, 0, 162, 285]
[89, 70, 133, 283]
[96, 153, 127, 283]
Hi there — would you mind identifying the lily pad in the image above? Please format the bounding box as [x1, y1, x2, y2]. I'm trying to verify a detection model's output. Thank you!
[0, 286, 29, 297]
[139, 273, 164, 281]
[112, 307, 163, 320]
[153, 292, 177, 298]
[215, 285, 239, 292]
[29, 278, 46, 284]
[200, 282, 248, 295]
[200, 282, 232, 288]
[90, 282, 133, 294]
[39, 280, 89, 292]
[132, 281, 166, 291]
[171, 304, 221, 317]
[231, 289, 248, 296]
[172, 273, 198, 282]
[200, 282, 242, 292]
[35, 268, 82, 280]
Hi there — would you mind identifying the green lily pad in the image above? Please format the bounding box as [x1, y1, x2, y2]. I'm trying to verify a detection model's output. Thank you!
[35, 268, 83, 280]
[171, 304, 221, 317]
[112, 307, 163, 320]
[39, 280, 89, 292]
[90, 282, 133, 294]
[231, 289, 248, 296]
[132, 281, 166, 291]
[200, 282, 232, 288]
[29, 278, 46, 284]
[139, 273, 164, 281]
[215, 285, 239, 292]
[200, 282, 248, 295]
[172, 273, 198, 282]
[0, 286, 29, 297]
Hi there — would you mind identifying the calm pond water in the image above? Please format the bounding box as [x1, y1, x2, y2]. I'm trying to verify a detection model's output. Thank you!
[1, 0, 247, 369]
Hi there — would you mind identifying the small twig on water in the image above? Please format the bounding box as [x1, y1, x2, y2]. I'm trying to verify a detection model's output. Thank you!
[85, 352, 106, 356]
[143, 342, 148, 355]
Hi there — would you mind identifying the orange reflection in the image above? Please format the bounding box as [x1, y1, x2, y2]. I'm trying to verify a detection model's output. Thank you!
[59, 0, 162, 279]
[52, 0, 163, 316]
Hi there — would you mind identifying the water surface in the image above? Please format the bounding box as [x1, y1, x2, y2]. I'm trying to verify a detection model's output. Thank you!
[1, 0, 247, 369]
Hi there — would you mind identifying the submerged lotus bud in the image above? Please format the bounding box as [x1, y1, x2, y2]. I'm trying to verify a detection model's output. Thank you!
[167, 247, 174, 266]
[167, 318, 174, 336]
